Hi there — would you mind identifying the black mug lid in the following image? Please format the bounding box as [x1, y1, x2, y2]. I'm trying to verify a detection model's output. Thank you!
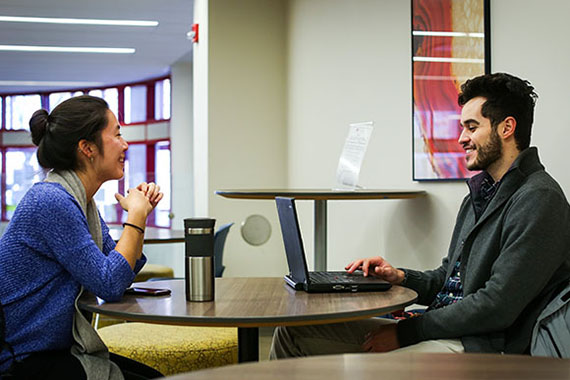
[184, 218, 216, 229]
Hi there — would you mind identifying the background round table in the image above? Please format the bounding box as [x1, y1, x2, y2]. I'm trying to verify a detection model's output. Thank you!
[108, 227, 185, 244]
[215, 189, 427, 270]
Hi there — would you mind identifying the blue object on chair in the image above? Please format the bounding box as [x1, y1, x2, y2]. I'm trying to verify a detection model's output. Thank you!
[214, 223, 233, 277]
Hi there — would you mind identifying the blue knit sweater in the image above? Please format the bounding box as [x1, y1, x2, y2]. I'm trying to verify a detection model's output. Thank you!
[0, 182, 146, 371]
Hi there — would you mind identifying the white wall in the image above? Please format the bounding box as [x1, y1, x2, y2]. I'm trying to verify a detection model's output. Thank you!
[194, 0, 289, 277]
[171, 60, 194, 227]
[143, 59, 194, 277]
[287, 0, 459, 272]
[186, 0, 570, 278]
[193, 0, 210, 217]
[491, 0, 570, 193]
[286, 0, 570, 272]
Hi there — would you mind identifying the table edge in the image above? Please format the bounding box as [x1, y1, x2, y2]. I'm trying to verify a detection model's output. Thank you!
[162, 352, 570, 380]
[79, 279, 418, 328]
[81, 293, 417, 328]
[215, 189, 427, 200]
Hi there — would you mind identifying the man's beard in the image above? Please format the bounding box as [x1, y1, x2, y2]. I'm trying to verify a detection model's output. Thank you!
[467, 128, 502, 171]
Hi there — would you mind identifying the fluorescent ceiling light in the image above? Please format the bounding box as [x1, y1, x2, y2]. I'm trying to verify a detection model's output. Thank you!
[0, 15, 158, 27]
[413, 56, 484, 64]
[0, 45, 135, 54]
[0, 80, 103, 87]
[413, 31, 484, 38]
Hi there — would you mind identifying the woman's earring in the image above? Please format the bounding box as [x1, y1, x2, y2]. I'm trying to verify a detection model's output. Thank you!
[90, 156, 94, 163]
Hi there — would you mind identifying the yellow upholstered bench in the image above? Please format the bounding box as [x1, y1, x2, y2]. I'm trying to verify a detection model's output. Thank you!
[97, 323, 238, 376]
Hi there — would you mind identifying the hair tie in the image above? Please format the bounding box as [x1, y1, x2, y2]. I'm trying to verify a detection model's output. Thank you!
[123, 222, 145, 234]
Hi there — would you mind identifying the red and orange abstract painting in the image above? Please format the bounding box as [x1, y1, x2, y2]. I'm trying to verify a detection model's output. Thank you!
[412, 0, 489, 180]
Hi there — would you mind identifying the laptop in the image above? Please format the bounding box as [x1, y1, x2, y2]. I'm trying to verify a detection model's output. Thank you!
[275, 197, 391, 293]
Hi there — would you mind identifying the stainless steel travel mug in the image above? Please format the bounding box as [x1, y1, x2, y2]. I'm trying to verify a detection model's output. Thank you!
[184, 218, 216, 302]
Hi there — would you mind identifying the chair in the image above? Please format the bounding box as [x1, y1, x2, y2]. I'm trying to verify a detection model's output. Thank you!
[214, 222, 233, 277]
[97, 222, 237, 375]
[531, 280, 570, 358]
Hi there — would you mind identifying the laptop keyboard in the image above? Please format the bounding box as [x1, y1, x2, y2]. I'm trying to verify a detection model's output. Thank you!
[309, 271, 361, 284]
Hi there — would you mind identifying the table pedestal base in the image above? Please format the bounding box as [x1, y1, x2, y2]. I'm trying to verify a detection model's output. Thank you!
[238, 327, 259, 362]
[314, 199, 327, 271]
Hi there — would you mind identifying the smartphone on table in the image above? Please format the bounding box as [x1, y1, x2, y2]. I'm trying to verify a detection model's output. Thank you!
[124, 287, 171, 296]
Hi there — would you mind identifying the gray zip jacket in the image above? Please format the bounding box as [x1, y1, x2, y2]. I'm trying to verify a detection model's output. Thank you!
[397, 147, 570, 353]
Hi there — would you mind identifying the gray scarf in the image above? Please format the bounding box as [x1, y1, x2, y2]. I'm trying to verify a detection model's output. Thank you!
[46, 170, 123, 380]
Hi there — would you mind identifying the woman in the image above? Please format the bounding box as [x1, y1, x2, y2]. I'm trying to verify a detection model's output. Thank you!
[0, 95, 164, 379]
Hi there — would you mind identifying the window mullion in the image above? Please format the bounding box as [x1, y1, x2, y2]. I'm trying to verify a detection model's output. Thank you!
[146, 142, 156, 226]
[118, 86, 125, 124]
[147, 82, 155, 122]
[40, 93, 49, 110]
[1, 96, 6, 131]
[1, 148, 7, 221]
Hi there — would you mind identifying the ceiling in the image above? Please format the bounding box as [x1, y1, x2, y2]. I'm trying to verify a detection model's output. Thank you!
[0, 0, 194, 94]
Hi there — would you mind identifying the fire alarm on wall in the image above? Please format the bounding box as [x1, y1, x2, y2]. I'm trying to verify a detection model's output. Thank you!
[186, 23, 199, 43]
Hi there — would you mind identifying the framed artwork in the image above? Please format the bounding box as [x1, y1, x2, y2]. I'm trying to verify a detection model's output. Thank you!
[412, 0, 490, 180]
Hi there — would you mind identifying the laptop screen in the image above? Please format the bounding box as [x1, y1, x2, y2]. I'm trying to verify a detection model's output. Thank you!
[275, 197, 311, 285]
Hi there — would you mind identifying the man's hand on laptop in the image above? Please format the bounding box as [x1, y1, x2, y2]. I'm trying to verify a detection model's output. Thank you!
[345, 256, 405, 285]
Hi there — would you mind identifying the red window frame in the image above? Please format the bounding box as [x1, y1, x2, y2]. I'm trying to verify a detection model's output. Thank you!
[0, 76, 172, 227]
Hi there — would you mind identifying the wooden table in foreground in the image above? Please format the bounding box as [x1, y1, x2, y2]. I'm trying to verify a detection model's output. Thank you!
[215, 189, 427, 270]
[108, 227, 185, 244]
[164, 352, 570, 380]
[79, 278, 417, 363]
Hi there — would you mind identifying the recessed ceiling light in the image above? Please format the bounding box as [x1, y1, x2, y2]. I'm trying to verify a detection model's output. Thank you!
[0, 15, 158, 27]
[0, 45, 135, 54]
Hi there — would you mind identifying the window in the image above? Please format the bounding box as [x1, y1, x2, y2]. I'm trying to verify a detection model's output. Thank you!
[154, 141, 171, 227]
[88, 88, 119, 117]
[0, 76, 172, 227]
[49, 91, 84, 112]
[4, 148, 42, 219]
[94, 141, 171, 227]
[155, 78, 171, 120]
[124, 85, 147, 124]
[95, 143, 146, 224]
[94, 178, 121, 223]
[124, 144, 147, 190]
[5, 95, 41, 130]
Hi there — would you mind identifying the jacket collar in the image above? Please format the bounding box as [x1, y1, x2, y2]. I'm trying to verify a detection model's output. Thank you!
[465, 147, 544, 238]
[467, 147, 543, 190]
[509, 146, 544, 177]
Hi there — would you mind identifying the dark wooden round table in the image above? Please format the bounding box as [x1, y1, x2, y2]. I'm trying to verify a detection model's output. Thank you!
[79, 278, 417, 362]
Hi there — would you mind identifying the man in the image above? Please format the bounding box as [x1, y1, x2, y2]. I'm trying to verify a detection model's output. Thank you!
[270, 73, 570, 358]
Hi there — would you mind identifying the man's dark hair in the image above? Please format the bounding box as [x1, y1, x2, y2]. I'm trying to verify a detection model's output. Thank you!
[458, 73, 538, 151]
